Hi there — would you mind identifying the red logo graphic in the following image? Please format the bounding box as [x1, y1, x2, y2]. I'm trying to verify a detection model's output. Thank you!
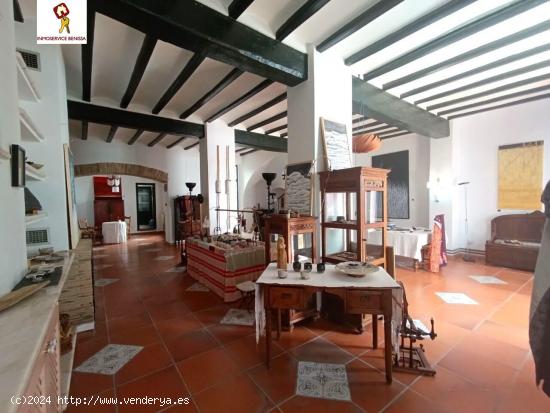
[53, 3, 70, 19]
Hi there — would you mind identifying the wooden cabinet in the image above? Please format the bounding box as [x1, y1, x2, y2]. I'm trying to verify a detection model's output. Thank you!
[264, 215, 317, 264]
[18, 306, 60, 413]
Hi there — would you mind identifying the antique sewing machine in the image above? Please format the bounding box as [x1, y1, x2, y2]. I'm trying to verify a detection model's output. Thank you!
[394, 281, 437, 376]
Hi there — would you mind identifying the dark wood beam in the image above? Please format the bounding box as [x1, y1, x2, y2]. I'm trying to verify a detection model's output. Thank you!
[106, 125, 118, 143]
[228, 92, 287, 127]
[240, 149, 259, 156]
[280, 132, 288, 138]
[353, 124, 394, 134]
[81, 121, 88, 140]
[438, 84, 550, 116]
[152, 52, 205, 114]
[354, 126, 398, 136]
[184, 141, 200, 150]
[317, 0, 404, 52]
[81, 8, 95, 102]
[228, 0, 254, 18]
[380, 130, 410, 139]
[265, 124, 287, 135]
[67, 100, 205, 137]
[352, 76, 449, 138]
[401, 42, 550, 99]
[427, 72, 550, 112]
[148, 133, 168, 147]
[352, 115, 367, 124]
[167, 137, 187, 148]
[120, 35, 157, 108]
[235, 129, 287, 152]
[128, 130, 144, 145]
[416, 58, 550, 105]
[247, 111, 287, 131]
[235, 147, 249, 153]
[353, 119, 384, 129]
[364, 0, 546, 81]
[206, 79, 273, 122]
[179, 68, 243, 119]
[448, 91, 550, 119]
[276, 0, 330, 40]
[345, 0, 475, 65]
[94, 0, 307, 86]
[13, 0, 23, 22]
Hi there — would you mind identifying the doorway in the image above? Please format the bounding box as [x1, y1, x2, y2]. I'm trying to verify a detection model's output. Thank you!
[136, 183, 156, 231]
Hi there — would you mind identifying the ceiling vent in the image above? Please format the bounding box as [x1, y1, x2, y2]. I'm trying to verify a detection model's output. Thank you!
[17, 49, 41, 71]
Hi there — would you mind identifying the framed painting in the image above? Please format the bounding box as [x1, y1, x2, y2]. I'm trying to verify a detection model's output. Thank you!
[285, 161, 315, 215]
[320, 118, 352, 171]
[372, 150, 410, 219]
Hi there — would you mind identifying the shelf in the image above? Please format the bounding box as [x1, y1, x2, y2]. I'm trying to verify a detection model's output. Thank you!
[16, 52, 40, 102]
[25, 163, 46, 181]
[60, 328, 77, 411]
[322, 222, 358, 230]
[25, 212, 47, 225]
[19, 108, 44, 142]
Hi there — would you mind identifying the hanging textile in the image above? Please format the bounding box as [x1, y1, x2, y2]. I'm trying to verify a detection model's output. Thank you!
[435, 214, 448, 266]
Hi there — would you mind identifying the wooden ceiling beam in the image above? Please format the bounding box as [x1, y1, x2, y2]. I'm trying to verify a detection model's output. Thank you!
[128, 129, 144, 145]
[235, 129, 287, 152]
[228, 92, 287, 127]
[265, 124, 287, 135]
[247, 111, 287, 131]
[120, 35, 157, 108]
[166, 136, 187, 148]
[228, 0, 254, 19]
[148, 133, 168, 147]
[184, 141, 200, 150]
[276, 0, 330, 40]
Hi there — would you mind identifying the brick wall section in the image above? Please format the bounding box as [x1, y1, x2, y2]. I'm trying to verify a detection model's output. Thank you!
[74, 162, 168, 183]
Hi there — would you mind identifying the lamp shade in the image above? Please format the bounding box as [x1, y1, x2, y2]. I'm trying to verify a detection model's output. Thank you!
[352, 133, 381, 154]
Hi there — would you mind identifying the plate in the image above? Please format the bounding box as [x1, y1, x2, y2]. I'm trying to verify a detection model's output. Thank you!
[335, 261, 378, 277]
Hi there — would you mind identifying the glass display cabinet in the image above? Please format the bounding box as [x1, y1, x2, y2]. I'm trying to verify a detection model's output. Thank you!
[264, 215, 317, 264]
[319, 166, 389, 267]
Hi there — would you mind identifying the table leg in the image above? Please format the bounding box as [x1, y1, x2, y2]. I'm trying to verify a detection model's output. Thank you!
[265, 308, 272, 369]
[384, 313, 392, 384]
[372, 314, 378, 349]
[277, 309, 281, 340]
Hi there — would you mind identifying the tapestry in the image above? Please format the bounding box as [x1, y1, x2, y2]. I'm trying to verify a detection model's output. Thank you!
[372, 150, 409, 219]
[498, 141, 543, 210]
[320, 118, 352, 171]
[286, 161, 314, 215]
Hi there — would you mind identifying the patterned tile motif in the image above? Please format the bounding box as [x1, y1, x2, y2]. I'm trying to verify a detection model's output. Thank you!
[94, 278, 119, 287]
[74, 344, 143, 375]
[220, 309, 254, 326]
[165, 266, 186, 273]
[469, 275, 507, 285]
[154, 255, 175, 261]
[186, 282, 210, 292]
[296, 361, 351, 401]
[436, 292, 478, 305]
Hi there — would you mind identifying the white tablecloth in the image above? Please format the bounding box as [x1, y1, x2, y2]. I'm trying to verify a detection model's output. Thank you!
[102, 221, 127, 244]
[369, 229, 431, 261]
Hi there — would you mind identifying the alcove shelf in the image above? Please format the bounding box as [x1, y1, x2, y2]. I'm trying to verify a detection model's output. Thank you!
[19, 108, 45, 142]
[16, 52, 40, 102]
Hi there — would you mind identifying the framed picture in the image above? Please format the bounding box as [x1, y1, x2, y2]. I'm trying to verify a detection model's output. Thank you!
[286, 160, 315, 215]
[372, 150, 410, 219]
[10, 144, 25, 187]
[320, 118, 352, 171]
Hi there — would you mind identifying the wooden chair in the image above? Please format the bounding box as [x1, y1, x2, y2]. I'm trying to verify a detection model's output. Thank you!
[124, 216, 131, 238]
[78, 218, 95, 240]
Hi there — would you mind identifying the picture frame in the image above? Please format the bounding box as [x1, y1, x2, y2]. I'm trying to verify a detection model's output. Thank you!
[320, 118, 352, 171]
[285, 160, 315, 215]
[10, 144, 26, 187]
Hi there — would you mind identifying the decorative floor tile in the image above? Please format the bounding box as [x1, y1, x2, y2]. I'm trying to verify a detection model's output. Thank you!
[220, 309, 254, 326]
[436, 292, 478, 305]
[296, 361, 351, 401]
[165, 266, 186, 273]
[186, 282, 210, 292]
[469, 275, 507, 285]
[74, 344, 143, 375]
[154, 255, 175, 261]
[94, 264, 113, 271]
[94, 278, 119, 287]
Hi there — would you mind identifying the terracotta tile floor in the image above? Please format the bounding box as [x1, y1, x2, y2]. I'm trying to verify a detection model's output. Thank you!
[67, 235, 550, 413]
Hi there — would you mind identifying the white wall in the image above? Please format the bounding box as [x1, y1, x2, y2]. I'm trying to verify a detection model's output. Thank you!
[70, 136, 201, 243]
[355, 133, 431, 228]
[0, 3, 28, 295]
[237, 151, 287, 210]
[448, 97, 550, 251]
[16, 18, 71, 252]
[74, 175, 165, 234]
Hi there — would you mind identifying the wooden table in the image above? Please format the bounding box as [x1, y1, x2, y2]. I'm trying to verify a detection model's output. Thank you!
[256, 264, 401, 383]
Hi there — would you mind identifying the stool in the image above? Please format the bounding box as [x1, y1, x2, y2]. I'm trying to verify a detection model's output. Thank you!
[236, 280, 255, 312]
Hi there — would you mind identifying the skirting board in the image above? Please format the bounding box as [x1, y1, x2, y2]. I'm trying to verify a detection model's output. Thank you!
[76, 321, 95, 333]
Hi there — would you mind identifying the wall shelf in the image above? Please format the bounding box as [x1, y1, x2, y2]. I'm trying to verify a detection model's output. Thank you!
[25, 212, 47, 226]
[16, 52, 40, 102]
[19, 108, 44, 142]
[26, 163, 46, 181]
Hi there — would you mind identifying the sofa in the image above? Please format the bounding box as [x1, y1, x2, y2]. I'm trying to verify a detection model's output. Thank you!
[485, 211, 545, 271]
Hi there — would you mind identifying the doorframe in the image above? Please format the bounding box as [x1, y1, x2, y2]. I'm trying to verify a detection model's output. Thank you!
[135, 182, 156, 231]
